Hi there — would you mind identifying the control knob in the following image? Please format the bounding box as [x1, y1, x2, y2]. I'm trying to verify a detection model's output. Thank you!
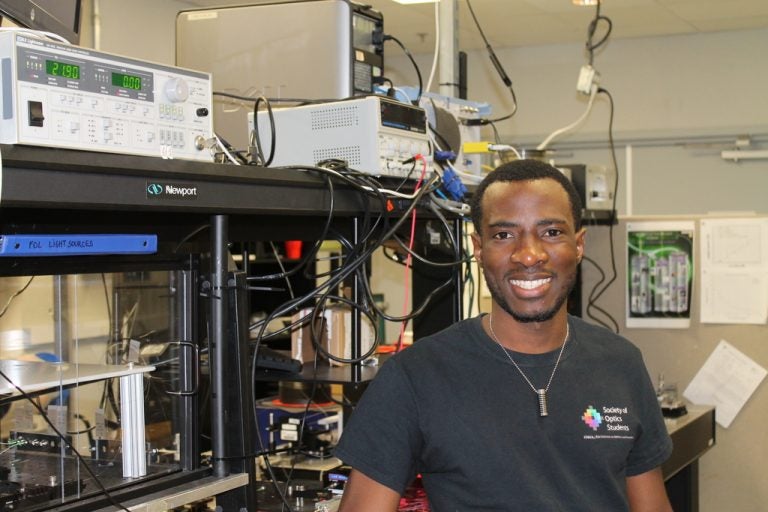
[164, 77, 189, 103]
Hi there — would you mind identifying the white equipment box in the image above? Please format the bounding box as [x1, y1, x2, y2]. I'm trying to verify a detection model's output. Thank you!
[0, 32, 213, 161]
[250, 96, 431, 177]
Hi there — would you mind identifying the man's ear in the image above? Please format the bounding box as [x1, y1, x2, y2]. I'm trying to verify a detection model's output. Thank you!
[471, 231, 483, 264]
[575, 227, 586, 263]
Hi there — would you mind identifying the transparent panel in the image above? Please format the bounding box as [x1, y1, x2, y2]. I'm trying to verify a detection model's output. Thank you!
[0, 270, 183, 509]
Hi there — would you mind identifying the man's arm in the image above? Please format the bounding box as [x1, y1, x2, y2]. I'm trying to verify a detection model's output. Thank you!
[338, 469, 401, 512]
[626, 467, 673, 512]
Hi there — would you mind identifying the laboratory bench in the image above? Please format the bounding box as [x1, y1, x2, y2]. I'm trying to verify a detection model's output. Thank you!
[663, 405, 716, 512]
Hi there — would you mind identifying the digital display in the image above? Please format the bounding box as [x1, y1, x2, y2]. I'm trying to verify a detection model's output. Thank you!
[380, 99, 427, 134]
[112, 72, 142, 91]
[46, 60, 80, 79]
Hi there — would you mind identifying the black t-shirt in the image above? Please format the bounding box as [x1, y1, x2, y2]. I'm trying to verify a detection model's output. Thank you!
[335, 315, 672, 511]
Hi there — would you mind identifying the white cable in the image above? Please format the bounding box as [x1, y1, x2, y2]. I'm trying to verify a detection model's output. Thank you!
[213, 134, 241, 165]
[537, 83, 599, 151]
[488, 144, 522, 160]
[431, 194, 471, 216]
[392, 87, 413, 104]
[424, 1, 440, 94]
[284, 165, 440, 200]
[445, 160, 483, 184]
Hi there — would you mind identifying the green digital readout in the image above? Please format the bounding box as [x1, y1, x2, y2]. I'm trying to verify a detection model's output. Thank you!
[46, 60, 80, 79]
[112, 72, 142, 91]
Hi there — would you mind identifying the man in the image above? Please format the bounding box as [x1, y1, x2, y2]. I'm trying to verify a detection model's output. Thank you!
[335, 159, 673, 511]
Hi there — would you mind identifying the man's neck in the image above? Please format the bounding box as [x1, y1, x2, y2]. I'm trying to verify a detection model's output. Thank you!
[485, 309, 569, 354]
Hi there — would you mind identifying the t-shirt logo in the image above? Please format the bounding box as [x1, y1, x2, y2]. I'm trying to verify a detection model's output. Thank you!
[582, 405, 602, 431]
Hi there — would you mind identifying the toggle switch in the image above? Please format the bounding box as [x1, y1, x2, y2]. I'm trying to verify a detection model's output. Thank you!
[28, 101, 44, 127]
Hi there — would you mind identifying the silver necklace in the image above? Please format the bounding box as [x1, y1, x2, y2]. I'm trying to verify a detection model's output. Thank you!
[488, 314, 569, 417]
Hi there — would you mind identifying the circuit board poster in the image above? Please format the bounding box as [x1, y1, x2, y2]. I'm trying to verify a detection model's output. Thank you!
[626, 221, 695, 328]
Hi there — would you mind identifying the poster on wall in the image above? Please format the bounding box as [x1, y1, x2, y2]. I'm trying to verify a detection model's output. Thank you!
[626, 221, 695, 328]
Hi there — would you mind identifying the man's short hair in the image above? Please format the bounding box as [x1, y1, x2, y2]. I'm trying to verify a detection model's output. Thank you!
[469, 159, 583, 233]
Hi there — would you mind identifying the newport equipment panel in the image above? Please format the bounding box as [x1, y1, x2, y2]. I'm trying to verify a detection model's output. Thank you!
[250, 96, 431, 178]
[0, 32, 213, 160]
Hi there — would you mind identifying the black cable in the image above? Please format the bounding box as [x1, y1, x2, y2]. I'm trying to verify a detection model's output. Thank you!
[382, 245, 407, 265]
[251, 95, 276, 166]
[428, 120, 454, 155]
[585, 86, 620, 333]
[383, 34, 423, 104]
[350, 207, 463, 324]
[250, 167, 439, 359]
[213, 132, 250, 165]
[391, 160, 418, 193]
[0, 369, 132, 512]
[389, 203, 472, 268]
[463, 242, 476, 318]
[586, 0, 613, 66]
[582, 255, 619, 332]
[0, 276, 34, 318]
[173, 223, 209, 254]
[243, 163, 459, 503]
[307, 297, 380, 364]
[212, 91, 340, 105]
[475, 259, 484, 318]
[465, 0, 518, 121]
[245, 164, 395, 510]
[488, 120, 502, 144]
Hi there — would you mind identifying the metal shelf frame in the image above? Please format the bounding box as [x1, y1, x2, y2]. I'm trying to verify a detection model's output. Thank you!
[0, 145, 464, 510]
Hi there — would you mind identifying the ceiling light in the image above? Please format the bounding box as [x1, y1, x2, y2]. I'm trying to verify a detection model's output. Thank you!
[572, 0, 600, 5]
[392, 0, 438, 4]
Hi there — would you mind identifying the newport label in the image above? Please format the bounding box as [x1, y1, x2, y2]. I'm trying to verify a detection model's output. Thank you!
[146, 181, 198, 200]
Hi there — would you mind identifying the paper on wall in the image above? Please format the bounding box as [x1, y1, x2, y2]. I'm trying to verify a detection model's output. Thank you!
[700, 218, 768, 324]
[683, 339, 767, 428]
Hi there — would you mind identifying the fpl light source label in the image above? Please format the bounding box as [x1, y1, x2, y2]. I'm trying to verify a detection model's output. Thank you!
[0, 234, 157, 256]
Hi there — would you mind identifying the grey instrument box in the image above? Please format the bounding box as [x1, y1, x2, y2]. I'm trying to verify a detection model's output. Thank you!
[176, 0, 384, 149]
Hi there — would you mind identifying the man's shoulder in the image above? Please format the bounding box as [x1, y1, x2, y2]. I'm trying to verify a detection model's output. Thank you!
[569, 315, 642, 357]
[392, 317, 483, 362]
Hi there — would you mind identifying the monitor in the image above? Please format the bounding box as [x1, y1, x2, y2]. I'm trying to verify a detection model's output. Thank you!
[0, 0, 82, 44]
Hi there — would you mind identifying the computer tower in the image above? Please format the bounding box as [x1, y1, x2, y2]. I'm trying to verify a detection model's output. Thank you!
[175, 0, 384, 149]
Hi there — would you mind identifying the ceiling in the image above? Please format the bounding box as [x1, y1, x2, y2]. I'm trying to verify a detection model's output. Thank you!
[179, 0, 768, 53]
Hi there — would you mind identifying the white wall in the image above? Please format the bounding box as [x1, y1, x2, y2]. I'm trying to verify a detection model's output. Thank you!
[384, 28, 768, 216]
[84, 0, 188, 64]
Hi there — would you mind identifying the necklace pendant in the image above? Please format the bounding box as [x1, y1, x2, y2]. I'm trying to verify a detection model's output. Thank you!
[537, 389, 548, 417]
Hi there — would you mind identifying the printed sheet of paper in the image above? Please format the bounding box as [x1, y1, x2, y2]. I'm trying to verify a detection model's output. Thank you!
[683, 340, 767, 428]
[700, 218, 768, 324]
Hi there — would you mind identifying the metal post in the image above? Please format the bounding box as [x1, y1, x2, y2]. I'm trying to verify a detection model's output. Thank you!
[438, 0, 459, 98]
[350, 217, 362, 383]
[120, 369, 147, 477]
[210, 214, 228, 477]
[174, 267, 199, 471]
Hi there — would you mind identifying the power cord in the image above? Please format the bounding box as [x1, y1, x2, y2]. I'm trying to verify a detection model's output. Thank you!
[383, 34, 423, 105]
[465, 0, 518, 123]
[250, 95, 276, 166]
[585, 86, 620, 333]
[586, 0, 613, 66]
